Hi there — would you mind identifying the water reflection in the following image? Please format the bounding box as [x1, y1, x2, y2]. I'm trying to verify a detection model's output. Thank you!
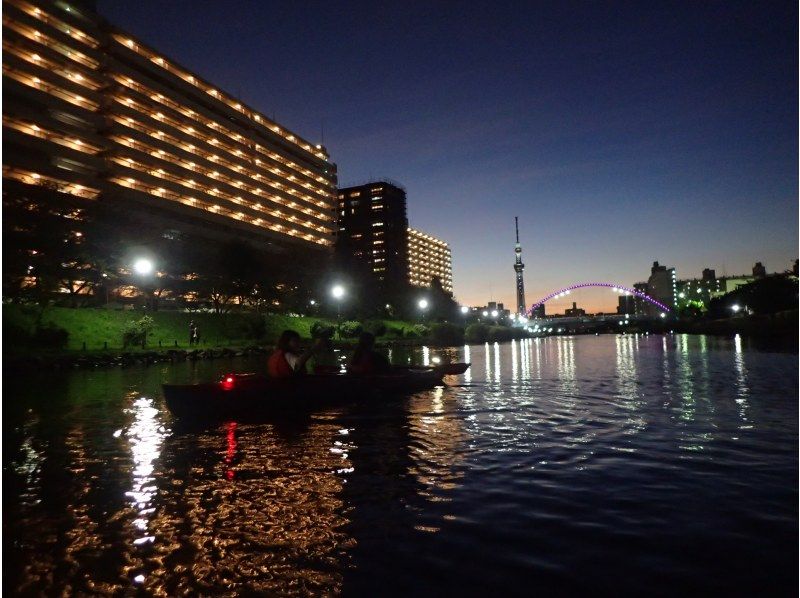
[733, 334, 750, 426]
[3, 336, 797, 596]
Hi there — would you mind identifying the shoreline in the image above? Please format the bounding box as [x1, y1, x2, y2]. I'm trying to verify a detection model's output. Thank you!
[4, 327, 796, 371]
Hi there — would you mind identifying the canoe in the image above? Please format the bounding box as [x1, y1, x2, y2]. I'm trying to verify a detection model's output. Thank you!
[162, 364, 470, 420]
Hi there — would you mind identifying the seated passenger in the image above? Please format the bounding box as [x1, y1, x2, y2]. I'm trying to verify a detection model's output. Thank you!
[349, 332, 390, 375]
[312, 332, 340, 374]
[268, 330, 318, 378]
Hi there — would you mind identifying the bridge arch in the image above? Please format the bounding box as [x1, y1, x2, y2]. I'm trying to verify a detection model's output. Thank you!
[528, 282, 672, 316]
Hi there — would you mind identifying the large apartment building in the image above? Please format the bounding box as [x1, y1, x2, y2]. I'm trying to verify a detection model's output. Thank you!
[3, 0, 337, 256]
[408, 227, 452, 294]
[336, 180, 453, 297]
[336, 181, 409, 289]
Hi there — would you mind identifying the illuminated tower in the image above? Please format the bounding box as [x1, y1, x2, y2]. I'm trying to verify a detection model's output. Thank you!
[513, 217, 526, 314]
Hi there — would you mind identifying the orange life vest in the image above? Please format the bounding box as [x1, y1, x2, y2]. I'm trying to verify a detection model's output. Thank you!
[267, 349, 294, 378]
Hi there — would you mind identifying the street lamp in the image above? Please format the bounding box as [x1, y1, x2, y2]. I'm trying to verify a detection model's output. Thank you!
[731, 304, 741, 313]
[132, 257, 154, 310]
[491, 310, 498, 318]
[418, 298, 429, 322]
[133, 258, 153, 275]
[331, 284, 345, 338]
[460, 305, 469, 314]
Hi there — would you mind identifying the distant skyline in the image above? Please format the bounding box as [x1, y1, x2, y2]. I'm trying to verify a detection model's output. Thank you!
[100, 0, 798, 312]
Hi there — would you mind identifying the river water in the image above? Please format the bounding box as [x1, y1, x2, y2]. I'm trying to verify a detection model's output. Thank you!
[3, 334, 797, 596]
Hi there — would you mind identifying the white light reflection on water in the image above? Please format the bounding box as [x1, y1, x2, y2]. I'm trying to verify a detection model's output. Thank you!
[493, 342, 501, 383]
[122, 395, 167, 583]
[422, 345, 430, 366]
[733, 334, 750, 426]
[511, 339, 519, 381]
[463, 345, 471, 383]
[556, 336, 577, 396]
[615, 334, 645, 435]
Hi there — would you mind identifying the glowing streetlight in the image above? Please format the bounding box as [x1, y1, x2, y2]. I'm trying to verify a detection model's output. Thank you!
[491, 310, 498, 318]
[482, 310, 488, 317]
[660, 312, 666, 318]
[418, 299, 428, 310]
[731, 304, 741, 313]
[309, 299, 316, 305]
[460, 305, 469, 314]
[331, 284, 346, 338]
[133, 258, 153, 275]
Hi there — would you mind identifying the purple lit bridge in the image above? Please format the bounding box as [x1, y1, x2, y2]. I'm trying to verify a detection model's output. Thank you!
[528, 282, 672, 317]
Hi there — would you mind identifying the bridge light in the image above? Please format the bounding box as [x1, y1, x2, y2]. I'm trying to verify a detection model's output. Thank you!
[660, 312, 666, 318]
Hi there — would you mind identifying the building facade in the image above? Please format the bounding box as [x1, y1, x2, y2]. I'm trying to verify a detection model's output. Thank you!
[646, 261, 677, 315]
[3, 0, 337, 271]
[408, 227, 453, 294]
[564, 301, 585, 317]
[336, 181, 408, 289]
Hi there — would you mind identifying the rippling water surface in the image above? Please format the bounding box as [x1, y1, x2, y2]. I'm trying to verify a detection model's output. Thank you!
[3, 334, 797, 596]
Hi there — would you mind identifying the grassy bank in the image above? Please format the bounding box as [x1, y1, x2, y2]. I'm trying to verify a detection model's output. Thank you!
[2, 305, 417, 353]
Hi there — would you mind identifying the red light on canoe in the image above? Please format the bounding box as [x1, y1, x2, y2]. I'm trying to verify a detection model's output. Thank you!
[221, 374, 235, 390]
[226, 377, 234, 384]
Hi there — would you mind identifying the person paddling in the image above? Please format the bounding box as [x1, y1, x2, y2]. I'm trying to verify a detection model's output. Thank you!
[349, 332, 390, 375]
[267, 330, 320, 378]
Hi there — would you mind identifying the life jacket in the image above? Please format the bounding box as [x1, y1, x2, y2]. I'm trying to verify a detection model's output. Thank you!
[267, 349, 294, 378]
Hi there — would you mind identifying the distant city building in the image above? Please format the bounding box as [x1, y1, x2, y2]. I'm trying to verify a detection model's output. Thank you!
[565, 301, 585, 317]
[752, 262, 766, 278]
[531, 304, 546, 319]
[793, 259, 798, 277]
[702, 268, 716, 282]
[336, 181, 408, 290]
[617, 294, 636, 315]
[646, 261, 677, 314]
[408, 227, 453, 294]
[478, 301, 511, 320]
[633, 282, 650, 316]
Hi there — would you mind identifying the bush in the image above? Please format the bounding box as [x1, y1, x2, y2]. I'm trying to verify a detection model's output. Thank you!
[430, 322, 464, 346]
[4, 320, 33, 347]
[362, 319, 387, 337]
[409, 324, 429, 338]
[33, 323, 69, 349]
[310, 321, 335, 339]
[239, 313, 267, 340]
[122, 315, 154, 348]
[339, 320, 363, 338]
[465, 323, 489, 344]
[385, 325, 404, 338]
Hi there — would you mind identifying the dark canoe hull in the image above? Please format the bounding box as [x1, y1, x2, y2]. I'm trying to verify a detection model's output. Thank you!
[162, 371, 445, 421]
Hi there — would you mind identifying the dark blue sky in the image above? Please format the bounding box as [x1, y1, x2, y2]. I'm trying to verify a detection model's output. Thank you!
[100, 0, 797, 311]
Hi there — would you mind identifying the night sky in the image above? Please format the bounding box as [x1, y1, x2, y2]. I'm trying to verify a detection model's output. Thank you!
[100, 0, 797, 312]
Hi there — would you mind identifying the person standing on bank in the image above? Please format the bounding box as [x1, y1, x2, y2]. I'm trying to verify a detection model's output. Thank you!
[189, 320, 197, 346]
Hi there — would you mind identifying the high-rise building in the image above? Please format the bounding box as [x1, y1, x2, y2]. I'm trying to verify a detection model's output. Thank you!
[646, 261, 677, 314]
[3, 0, 337, 257]
[617, 294, 636, 315]
[513, 217, 525, 314]
[336, 181, 408, 289]
[408, 227, 453, 294]
[752, 262, 766, 278]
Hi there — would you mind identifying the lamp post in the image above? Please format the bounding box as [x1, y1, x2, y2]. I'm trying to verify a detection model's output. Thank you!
[418, 298, 428, 322]
[133, 257, 154, 310]
[331, 284, 345, 339]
